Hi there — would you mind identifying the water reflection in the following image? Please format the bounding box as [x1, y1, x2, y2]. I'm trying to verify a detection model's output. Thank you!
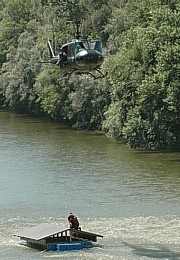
[0, 111, 180, 218]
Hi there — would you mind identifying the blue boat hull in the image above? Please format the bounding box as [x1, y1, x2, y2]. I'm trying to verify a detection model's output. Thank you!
[47, 241, 93, 251]
[26, 241, 93, 251]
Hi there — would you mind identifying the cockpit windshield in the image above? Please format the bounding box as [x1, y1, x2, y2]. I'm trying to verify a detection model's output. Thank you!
[75, 40, 102, 54]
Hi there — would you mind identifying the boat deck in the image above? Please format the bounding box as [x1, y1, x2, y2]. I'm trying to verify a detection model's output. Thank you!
[14, 223, 103, 251]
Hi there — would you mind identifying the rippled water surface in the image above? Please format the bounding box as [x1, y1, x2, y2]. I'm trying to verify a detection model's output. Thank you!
[0, 111, 180, 259]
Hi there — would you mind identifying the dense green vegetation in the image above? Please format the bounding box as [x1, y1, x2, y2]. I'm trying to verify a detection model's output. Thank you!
[0, 0, 179, 150]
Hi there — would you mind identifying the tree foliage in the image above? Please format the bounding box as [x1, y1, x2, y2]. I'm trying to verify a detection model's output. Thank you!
[103, 0, 180, 150]
[0, 0, 179, 150]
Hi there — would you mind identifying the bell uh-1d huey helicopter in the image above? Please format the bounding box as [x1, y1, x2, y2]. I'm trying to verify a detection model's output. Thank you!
[47, 15, 106, 80]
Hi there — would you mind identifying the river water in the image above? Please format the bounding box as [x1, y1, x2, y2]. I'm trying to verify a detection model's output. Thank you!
[0, 111, 180, 260]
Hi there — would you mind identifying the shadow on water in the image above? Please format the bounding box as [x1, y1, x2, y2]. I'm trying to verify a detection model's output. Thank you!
[123, 242, 180, 259]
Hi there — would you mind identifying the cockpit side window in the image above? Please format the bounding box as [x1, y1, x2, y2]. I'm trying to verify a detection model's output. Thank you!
[68, 44, 75, 57]
[93, 41, 102, 53]
[75, 42, 85, 54]
[79, 42, 85, 49]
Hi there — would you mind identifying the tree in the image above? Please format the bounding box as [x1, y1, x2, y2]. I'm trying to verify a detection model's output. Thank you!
[103, 0, 180, 150]
[66, 75, 110, 129]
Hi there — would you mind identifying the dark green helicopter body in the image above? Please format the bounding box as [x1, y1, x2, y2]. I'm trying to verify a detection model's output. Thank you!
[47, 19, 106, 79]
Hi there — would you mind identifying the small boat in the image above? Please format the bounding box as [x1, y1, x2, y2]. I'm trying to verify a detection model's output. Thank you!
[14, 223, 103, 251]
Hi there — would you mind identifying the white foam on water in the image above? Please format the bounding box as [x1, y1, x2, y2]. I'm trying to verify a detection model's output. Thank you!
[1, 215, 180, 259]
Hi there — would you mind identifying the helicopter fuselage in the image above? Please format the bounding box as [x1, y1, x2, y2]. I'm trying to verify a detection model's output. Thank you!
[67, 39, 103, 70]
[48, 39, 104, 71]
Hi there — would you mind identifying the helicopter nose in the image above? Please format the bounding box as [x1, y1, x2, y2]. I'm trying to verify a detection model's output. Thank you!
[75, 49, 103, 67]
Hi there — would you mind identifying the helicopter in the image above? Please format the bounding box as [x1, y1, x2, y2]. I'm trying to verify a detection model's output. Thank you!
[47, 16, 106, 80]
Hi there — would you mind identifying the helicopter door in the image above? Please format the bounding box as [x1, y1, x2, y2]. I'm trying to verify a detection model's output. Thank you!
[62, 46, 68, 63]
[68, 44, 75, 58]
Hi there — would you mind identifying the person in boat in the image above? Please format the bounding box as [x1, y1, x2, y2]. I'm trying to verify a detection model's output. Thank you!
[68, 213, 80, 230]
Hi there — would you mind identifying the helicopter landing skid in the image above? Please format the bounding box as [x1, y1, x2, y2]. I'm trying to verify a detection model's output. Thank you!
[87, 69, 107, 80]
[58, 69, 77, 81]
[58, 69, 107, 81]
